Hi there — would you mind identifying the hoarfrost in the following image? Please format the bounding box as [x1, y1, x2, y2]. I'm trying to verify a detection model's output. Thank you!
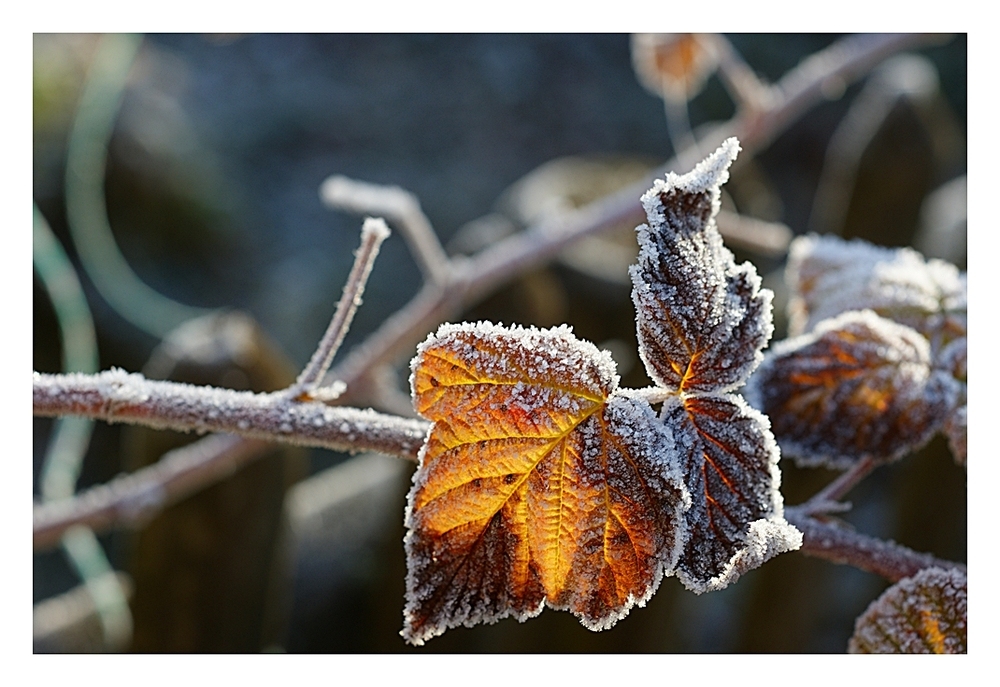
[660, 393, 799, 593]
[849, 567, 967, 653]
[402, 324, 690, 645]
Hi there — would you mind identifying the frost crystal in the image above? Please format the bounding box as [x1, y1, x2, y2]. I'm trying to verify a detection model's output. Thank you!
[631, 137, 773, 394]
[403, 322, 688, 645]
[628, 138, 795, 592]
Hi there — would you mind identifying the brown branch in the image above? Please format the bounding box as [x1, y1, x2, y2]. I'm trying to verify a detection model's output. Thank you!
[785, 507, 966, 583]
[34, 370, 429, 460]
[288, 217, 390, 400]
[34, 434, 268, 550]
[329, 33, 944, 402]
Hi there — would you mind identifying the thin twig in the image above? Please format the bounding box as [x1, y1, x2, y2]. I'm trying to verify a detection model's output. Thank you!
[34, 434, 273, 550]
[288, 217, 391, 400]
[33, 369, 430, 461]
[709, 34, 775, 114]
[809, 456, 878, 506]
[326, 34, 944, 404]
[321, 176, 450, 285]
[786, 507, 966, 583]
[715, 210, 793, 257]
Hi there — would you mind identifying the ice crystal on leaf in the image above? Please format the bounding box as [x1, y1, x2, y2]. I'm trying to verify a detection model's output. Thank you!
[849, 567, 967, 654]
[744, 310, 961, 468]
[404, 323, 689, 646]
[403, 139, 800, 644]
[631, 138, 798, 593]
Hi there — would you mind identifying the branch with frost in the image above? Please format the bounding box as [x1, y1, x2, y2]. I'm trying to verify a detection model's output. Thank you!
[325, 33, 947, 405]
[785, 508, 966, 583]
[35, 367, 965, 582]
[33, 370, 429, 460]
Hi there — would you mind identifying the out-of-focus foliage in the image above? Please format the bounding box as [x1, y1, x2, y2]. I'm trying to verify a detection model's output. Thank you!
[849, 567, 967, 653]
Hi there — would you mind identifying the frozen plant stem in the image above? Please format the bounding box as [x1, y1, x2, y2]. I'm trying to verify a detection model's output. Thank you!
[321, 176, 450, 285]
[325, 33, 943, 405]
[785, 508, 965, 583]
[809, 456, 878, 507]
[288, 217, 391, 400]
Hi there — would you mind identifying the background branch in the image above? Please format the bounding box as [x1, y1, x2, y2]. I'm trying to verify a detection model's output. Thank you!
[786, 507, 966, 583]
[327, 33, 945, 403]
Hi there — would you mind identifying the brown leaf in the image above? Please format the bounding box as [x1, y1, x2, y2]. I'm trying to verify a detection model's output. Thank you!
[849, 567, 967, 653]
[630, 139, 797, 591]
[404, 322, 688, 645]
[631, 33, 719, 102]
[745, 310, 961, 468]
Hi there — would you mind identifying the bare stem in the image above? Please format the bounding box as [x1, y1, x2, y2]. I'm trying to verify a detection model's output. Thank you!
[786, 507, 965, 583]
[288, 217, 391, 399]
[321, 176, 450, 285]
[34, 434, 272, 550]
[34, 370, 430, 461]
[810, 456, 878, 506]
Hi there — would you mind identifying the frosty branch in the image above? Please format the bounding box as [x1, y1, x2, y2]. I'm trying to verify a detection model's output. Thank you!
[33, 35, 963, 646]
[33, 367, 963, 580]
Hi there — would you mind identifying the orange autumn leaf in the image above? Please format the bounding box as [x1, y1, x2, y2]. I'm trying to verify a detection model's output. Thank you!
[631, 33, 719, 102]
[403, 322, 689, 646]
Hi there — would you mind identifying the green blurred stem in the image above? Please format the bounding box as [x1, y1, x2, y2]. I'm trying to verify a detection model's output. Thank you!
[34, 204, 132, 650]
[65, 32, 212, 338]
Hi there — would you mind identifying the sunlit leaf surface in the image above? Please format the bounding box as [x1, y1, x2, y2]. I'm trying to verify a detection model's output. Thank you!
[849, 567, 967, 654]
[631, 138, 798, 592]
[786, 234, 966, 345]
[404, 322, 688, 645]
[745, 310, 961, 468]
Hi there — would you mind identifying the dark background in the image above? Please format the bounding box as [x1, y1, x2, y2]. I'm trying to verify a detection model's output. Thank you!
[33, 34, 967, 652]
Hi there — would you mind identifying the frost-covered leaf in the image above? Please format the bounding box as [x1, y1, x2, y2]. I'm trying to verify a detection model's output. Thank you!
[661, 394, 801, 592]
[403, 322, 689, 645]
[630, 139, 797, 591]
[786, 234, 967, 345]
[849, 567, 967, 653]
[630, 137, 773, 394]
[745, 310, 961, 468]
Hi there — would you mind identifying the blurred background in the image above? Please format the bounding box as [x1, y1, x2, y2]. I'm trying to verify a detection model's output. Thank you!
[33, 33, 966, 653]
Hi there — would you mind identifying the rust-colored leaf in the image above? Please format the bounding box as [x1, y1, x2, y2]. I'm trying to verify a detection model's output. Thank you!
[745, 310, 961, 468]
[404, 322, 688, 645]
[630, 139, 798, 592]
[849, 567, 967, 654]
[786, 234, 967, 345]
